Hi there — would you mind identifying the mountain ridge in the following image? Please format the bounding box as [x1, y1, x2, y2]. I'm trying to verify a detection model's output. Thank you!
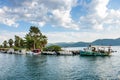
[49, 38, 120, 47]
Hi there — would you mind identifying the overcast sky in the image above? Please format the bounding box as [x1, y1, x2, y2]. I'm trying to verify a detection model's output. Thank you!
[0, 0, 120, 44]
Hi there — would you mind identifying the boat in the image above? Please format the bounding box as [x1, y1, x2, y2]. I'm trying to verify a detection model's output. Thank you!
[7, 48, 14, 54]
[26, 49, 41, 55]
[42, 51, 56, 55]
[32, 49, 41, 55]
[80, 45, 113, 56]
[59, 51, 73, 55]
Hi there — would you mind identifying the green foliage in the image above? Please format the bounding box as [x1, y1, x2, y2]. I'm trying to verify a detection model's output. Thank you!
[0, 26, 47, 50]
[13, 46, 20, 51]
[3, 40, 7, 48]
[20, 39, 25, 48]
[25, 26, 47, 50]
[8, 39, 13, 47]
[13, 46, 24, 51]
[25, 34, 34, 49]
[14, 35, 20, 47]
[29, 26, 41, 35]
[14, 35, 26, 48]
[43, 45, 62, 51]
[0, 45, 3, 48]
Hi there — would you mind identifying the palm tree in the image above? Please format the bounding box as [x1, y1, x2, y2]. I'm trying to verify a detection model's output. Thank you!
[8, 39, 13, 47]
[3, 40, 7, 48]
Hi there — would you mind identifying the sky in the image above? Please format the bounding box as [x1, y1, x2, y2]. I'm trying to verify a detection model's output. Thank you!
[0, 0, 120, 44]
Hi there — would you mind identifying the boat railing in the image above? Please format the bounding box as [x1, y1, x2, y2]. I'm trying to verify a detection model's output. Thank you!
[84, 46, 112, 54]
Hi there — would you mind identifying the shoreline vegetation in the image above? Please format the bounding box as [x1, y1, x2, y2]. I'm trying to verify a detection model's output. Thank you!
[0, 26, 61, 53]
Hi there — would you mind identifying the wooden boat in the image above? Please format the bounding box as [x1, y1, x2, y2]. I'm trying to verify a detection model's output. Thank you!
[80, 45, 112, 56]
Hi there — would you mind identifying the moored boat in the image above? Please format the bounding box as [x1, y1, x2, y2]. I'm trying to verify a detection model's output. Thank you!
[80, 45, 113, 56]
[7, 48, 14, 54]
[32, 49, 41, 55]
[26, 49, 41, 55]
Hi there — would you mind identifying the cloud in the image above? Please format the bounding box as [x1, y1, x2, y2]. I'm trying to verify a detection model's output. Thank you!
[0, 0, 79, 30]
[0, 27, 120, 44]
[0, 31, 27, 44]
[79, 0, 120, 31]
[89, 0, 109, 18]
[0, 0, 120, 44]
[44, 30, 120, 43]
[0, 0, 120, 31]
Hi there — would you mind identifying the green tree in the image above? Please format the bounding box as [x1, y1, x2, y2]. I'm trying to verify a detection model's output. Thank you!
[20, 39, 25, 48]
[25, 34, 34, 49]
[40, 35, 47, 48]
[25, 26, 47, 50]
[43, 45, 62, 51]
[8, 39, 14, 47]
[14, 35, 25, 48]
[29, 26, 42, 49]
[0, 45, 3, 48]
[3, 40, 7, 48]
[14, 35, 20, 47]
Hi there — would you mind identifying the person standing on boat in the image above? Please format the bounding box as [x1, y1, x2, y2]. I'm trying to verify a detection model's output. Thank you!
[108, 46, 111, 54]
[88, 45, 92, 52]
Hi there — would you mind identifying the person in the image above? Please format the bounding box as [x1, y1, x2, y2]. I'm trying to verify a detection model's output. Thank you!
[108, 47, 111, 53]
[92, 47, 96, 52]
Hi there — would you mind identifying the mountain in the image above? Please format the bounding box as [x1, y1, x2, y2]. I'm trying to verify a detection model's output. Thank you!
[92, 38, 120, 46]
[49, 38, 120, 47]
[55, 42, 90, 47]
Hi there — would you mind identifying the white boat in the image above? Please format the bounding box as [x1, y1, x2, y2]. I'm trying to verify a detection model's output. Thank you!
[59, 51, 73, 55]
[42, 51, 56, 55]
[27, 49, 41, 55]
[18, 49, 27, 54]
[7, 48, 14, 54]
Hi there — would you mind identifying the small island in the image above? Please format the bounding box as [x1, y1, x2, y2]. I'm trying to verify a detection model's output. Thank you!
[0, 26, 47, 54]
[0, 26, 79, 55]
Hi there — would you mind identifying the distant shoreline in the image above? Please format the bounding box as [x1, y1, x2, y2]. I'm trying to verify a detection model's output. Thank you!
[49, 38, 120, 47]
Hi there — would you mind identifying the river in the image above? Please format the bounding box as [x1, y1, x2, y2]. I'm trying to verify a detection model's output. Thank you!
[0, 46, 120, 80]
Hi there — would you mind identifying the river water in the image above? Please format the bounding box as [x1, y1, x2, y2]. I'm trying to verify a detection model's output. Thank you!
[0, 46, 120, 80]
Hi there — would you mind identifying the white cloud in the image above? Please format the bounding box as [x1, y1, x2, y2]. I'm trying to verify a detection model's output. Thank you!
[0, 0, 119, 31]
[0, 0, 79, 30]
[51, 9, 79, 30]
[79, 0, 120, 31]
[90, 0, 109, 18]
[0, 31, 27, 44]
[44, 30, 120, 43]
[0, 28, 120, 44]
[0, 0, 120, 44]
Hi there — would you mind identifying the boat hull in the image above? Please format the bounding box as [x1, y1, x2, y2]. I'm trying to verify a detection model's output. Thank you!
[80, 51, 110, 56]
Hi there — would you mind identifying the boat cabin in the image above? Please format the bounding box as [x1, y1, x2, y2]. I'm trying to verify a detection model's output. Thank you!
[86, 45, 112, 53]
